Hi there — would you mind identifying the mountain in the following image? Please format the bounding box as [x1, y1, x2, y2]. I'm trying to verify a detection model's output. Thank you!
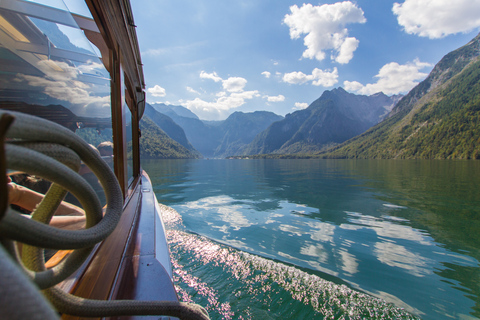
[144, 103, 201, 157]
[150, 103, 199, 120]
[150, 104, 283, 158]
[321, 32, 480, 159]
[244, 88, 401, 155]
[138, 116, 200, 159]
[214, 111, 284, 157]
[150, 103, 219, 156]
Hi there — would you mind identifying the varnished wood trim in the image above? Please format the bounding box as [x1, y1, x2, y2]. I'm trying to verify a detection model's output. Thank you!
[61, 183, 141, 320]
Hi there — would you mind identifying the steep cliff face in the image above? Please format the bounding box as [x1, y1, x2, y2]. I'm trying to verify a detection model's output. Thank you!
[144, 104, 201, 157]
[389, 33, 480, 118]
[139, 117, 200, 159]
[322, 33, 480, 159]
[244, 88, 400, 155]
[214, 111, 283, 157]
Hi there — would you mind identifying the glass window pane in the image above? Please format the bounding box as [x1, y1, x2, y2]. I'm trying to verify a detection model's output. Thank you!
[123, 84, 134, 187]
[0, 1, 111, 206]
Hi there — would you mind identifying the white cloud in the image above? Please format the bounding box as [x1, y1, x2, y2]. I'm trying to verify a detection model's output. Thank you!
[343, 59, 432, 95]
[293, 102, 309, 110]
[186, 86, 201, 95]
[180, 71, 260, 120]
[283, 2, 366, 64]
[283, 67, 338, 87]
[222, 77, 247, 92]
[336, 37, 360, 64]
[200, 71, 222, 82]
[181, 91, 259, 120]
[261, 71, 271, 78]
[230, 90, 260, 100]
[147, 84, 166, 97]
[266, 95, 285, 102]
[343, 80, 364, 92]
[200, 71, 248, 93]
[393, 0, 480, 39]
[283, 71, 310, 85]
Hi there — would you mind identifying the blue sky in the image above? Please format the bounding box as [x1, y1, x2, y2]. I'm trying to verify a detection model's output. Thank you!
[131, 0, 480, 120]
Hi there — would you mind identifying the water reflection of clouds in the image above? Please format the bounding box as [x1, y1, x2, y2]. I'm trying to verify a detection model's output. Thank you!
[344, 211, 432, 246]
[265, 213, 283, 224]
[300, 243, 328, 263]
[304, 221, 335, 243]
[339, 249, 359, 275]
[374, 242, 431, 277]
[278, 224, 303, 237]
[181, 195, 254, 232]
[182, 195, 434, 280]
[340, 211, 433, 276]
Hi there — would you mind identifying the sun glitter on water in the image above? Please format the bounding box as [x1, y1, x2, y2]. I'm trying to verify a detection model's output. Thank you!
[158, 203, 418, 320]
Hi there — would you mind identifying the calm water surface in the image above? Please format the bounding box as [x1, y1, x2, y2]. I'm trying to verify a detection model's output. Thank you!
[143, 159, 480, 320]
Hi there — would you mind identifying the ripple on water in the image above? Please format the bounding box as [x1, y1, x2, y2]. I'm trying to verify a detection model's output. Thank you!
[159, 204, 419, 320]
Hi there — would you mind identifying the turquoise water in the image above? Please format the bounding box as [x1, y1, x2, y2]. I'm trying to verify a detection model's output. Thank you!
[143, 159, 480, 319]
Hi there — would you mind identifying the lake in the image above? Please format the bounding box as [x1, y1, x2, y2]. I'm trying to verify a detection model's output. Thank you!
[143, 159, 480, 320]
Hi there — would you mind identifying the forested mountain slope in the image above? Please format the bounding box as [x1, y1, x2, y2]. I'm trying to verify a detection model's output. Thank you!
[138, 116, 200, 159]
[144, 104, 201, 157]
[244, 88, 400, 155]
[321, 33, 480, 159]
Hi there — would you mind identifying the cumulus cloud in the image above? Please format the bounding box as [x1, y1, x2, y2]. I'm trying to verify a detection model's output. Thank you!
[283, 2, 366, 64]
[222, 77, 247, 92]
[147, 84, 166, 97]
[293, 102, 309, 110]
[200, 71, 222, 82]
[283, 67, 338, 87]
[181, 71, 261, 120]
[344, 59, 432, 95]
[393, 0, 480, 39]
[261, 71, 271, 78]
[201, 71, 248, 93]
[181, 91, 260, 120]
[266, 95, 285, 102]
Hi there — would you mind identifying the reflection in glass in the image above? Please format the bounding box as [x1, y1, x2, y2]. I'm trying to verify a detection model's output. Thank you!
[0, 1, 111, 204]
[121, 71, 134, 186]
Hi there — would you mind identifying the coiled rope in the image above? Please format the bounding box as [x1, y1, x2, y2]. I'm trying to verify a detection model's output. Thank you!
[0, 110, 209, 319]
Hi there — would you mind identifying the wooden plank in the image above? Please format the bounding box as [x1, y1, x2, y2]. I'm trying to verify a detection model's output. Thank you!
[108, 173, 178, 320]
[62, 184, 141, 320]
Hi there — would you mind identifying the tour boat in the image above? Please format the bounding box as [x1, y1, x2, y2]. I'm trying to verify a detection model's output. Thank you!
[0, 0, 207, 319]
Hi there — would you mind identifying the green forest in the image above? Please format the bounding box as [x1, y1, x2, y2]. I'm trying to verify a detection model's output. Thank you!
[138, 117, 199, 159]
[320, 59, 480, 160]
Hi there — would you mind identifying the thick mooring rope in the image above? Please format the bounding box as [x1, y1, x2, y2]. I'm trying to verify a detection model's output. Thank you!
[0, 110, 209, 320]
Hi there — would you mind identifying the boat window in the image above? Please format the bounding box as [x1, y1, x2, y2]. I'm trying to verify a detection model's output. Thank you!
[0, 0, 111, 206]
[120, 66, 135, 188]
[23, 0, 93, 19]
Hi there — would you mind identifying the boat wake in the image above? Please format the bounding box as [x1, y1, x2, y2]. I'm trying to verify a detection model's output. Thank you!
[159, 203, 418, 320]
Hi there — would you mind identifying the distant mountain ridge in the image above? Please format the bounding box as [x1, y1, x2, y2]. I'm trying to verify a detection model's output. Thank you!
[243, 88, 401, 155]
[320, 32, 480, 159]
[151, 103, 283, 158]
[151, 103, 199, 120]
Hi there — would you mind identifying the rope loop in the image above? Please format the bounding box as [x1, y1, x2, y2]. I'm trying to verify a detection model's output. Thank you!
[0, 110, 209, 320]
